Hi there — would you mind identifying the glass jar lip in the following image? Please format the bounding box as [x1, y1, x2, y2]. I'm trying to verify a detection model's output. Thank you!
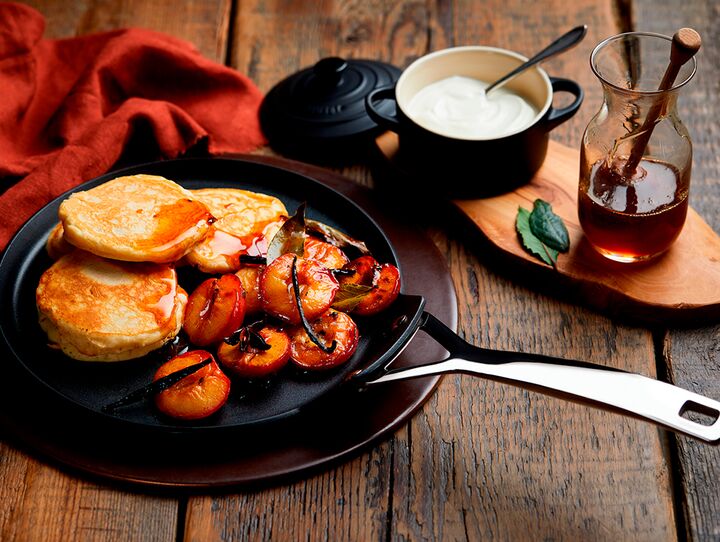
[590, 31, 697, 95]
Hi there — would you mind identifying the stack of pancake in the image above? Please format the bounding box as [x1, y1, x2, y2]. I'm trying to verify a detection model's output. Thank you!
[36, 174, 287, 362]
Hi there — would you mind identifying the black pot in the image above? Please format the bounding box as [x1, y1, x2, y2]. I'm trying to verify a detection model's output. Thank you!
[365, 46, 583, 198]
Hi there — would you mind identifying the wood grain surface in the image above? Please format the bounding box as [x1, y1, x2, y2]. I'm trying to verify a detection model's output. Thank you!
[630, 1, 720, 540]
[2, 0, 719, 541]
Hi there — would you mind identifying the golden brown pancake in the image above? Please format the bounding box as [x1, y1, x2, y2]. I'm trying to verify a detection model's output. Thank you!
[36, 251, 187, 362]
[184, 188, 287, 273]
[58, 174, 214, 263]
[46, 222, 74, 260]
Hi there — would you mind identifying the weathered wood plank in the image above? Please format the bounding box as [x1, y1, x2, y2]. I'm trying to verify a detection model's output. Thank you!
[184, 444, 392, 541]
[0, 1, 232, 541]
[632, 1, 720, 539]
[23, 0, 231, 62]
[0, 443, 178, 542]
[229, 0, 431, 92]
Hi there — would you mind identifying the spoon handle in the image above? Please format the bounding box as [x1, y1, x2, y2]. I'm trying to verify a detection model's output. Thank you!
[485, 25, 587, 94]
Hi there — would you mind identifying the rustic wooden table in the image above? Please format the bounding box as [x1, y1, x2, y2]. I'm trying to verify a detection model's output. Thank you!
[2, 1, 719, 540]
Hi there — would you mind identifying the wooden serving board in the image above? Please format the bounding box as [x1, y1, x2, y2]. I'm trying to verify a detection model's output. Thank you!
[374, 132, 720, 324]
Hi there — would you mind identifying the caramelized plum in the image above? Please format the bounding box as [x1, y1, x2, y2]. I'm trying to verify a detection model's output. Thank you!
[303, 237, 349, 269]
[290, 309, 359, 370]
[260, 253, 338, 324]
[235, 265, 264, 314]
[154, 350, 230, 420]
[340, 256, 401, 315]
[183, 274, 246, 346]
[217, 326, 291, 378]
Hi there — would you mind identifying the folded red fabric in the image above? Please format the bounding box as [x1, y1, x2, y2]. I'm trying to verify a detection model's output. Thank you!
[0, 2, 267, 249]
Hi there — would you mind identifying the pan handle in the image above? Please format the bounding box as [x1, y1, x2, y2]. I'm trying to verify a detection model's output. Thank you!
[364, 312, 720, 443]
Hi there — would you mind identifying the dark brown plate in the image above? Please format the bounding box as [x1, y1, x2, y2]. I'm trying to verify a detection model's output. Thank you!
[0, 155, 457, 487]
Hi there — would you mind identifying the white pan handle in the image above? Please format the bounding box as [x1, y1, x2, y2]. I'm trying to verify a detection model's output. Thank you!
[363, 313, 720, 443]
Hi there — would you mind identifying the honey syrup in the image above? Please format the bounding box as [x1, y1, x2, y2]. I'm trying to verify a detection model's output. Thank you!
[578, 158, 689, 262]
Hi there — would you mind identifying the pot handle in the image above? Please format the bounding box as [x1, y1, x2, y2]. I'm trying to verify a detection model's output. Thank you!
[365, 85, 402, 132]
[545, 77, 584, 131]
[363, 312, 720, 443]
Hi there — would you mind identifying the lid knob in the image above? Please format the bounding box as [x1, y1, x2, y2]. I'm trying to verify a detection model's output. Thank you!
[312, 57, 348, 89]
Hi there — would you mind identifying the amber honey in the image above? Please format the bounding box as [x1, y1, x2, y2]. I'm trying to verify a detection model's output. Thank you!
[578, 158, 689, 262]
[135, 198, 214, 251]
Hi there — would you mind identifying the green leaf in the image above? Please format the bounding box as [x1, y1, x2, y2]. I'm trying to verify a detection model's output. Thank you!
[528, 199, 570, 252]
[516, 207, 558, 267]
[331, 283, 374, 312]
[266, 202, 306, 264]
[305, 218, 370, 256]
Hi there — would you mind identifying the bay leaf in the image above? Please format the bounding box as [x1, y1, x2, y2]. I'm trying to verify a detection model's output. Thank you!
[305, 218, 370, 256]
[331, 283, 374, 312]
[266, 202, 306, 264]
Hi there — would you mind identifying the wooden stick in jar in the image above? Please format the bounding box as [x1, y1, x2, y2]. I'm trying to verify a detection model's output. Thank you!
[621, 28, 701, 179]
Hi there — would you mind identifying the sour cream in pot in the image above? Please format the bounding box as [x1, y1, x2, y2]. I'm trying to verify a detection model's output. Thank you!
[406, 75, 539, 139]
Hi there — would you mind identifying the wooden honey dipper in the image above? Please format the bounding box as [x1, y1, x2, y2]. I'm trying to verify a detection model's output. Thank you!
[621, 28, 701, 179]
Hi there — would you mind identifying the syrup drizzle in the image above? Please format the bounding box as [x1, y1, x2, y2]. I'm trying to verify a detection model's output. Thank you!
[134, 199, 213, 252]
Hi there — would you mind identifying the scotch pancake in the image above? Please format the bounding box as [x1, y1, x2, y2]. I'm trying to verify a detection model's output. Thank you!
[185, 188, 287, 273]
[36, 251, 187, 362]
[46, 222, 74, 260]
[58, 175, 214, 263]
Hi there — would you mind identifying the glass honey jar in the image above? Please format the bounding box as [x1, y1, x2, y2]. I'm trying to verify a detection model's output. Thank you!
[579, 32, 697, 263]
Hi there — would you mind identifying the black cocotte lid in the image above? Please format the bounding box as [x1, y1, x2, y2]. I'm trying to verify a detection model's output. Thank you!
[259, 57, 401, 163]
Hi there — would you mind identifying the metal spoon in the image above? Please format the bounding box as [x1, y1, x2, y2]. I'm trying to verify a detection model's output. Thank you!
[485, 25, 588, 94]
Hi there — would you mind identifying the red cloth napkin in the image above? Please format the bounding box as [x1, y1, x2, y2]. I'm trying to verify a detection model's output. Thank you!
[0, 2, 267, 249]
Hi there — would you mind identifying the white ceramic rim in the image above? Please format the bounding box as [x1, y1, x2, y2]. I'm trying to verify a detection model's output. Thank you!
[395, 45, 554, 141]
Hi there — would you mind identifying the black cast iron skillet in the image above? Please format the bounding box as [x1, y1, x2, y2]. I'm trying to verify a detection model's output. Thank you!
[0, 157, 406, 433]
[2, 157, 719, 442]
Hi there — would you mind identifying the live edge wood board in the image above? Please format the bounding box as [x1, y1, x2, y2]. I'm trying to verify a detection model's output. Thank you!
[376, 132, 720, 325]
